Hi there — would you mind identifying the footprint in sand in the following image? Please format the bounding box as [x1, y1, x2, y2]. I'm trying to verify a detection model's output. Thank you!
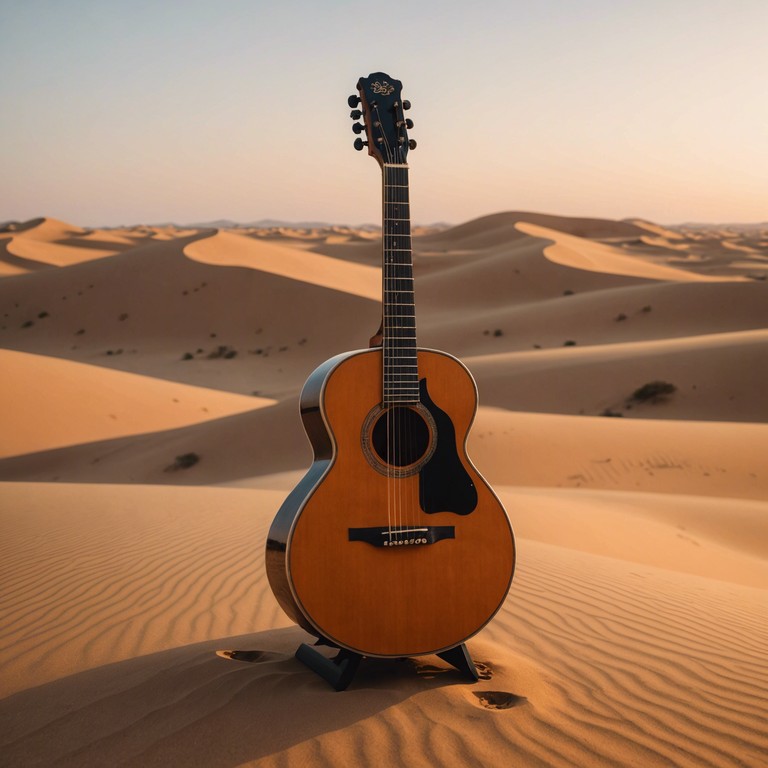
[473, 661, 493, 681]
[473, 691, 527, 710]
[216, 650, 280, 663]
[413, 658, 493, 681]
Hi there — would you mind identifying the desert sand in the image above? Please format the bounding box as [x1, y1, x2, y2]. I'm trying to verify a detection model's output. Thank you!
[1, 213, 767, 767]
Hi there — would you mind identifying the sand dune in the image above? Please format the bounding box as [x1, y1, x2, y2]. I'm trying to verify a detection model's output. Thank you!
[517, 221, 738, 281]
[1, 482, 766, 767]
[419, 211, 649, 250]
[0, 397, 310, 484]
[1, 211, 767, 767]
[0, 348, 272, 458]
[470, 408, 768, 500]
[421, 280, 768, 360]
[184, 229, 380, 299]
[464, 328, 768, 421]
[4, 217, 128, 266]
[2, 400, 766, 502]
[0, 228, 380, 395]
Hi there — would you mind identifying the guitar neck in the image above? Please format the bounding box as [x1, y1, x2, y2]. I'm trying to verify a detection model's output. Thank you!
[382, 163, 418, 405]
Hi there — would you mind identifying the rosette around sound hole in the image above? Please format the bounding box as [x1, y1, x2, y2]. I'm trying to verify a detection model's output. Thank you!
[362, 403, 437, 477]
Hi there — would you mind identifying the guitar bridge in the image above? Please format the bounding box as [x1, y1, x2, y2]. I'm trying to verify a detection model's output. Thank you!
[348, 525, 455, 547]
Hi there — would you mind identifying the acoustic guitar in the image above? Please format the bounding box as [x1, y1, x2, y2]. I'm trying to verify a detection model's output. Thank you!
[266, 73, 515, 680]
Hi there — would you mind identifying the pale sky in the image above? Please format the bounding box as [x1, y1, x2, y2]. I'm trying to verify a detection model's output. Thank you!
[1, 0, 766, 227]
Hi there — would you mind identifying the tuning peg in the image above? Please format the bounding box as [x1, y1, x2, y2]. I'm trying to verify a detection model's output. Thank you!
[348, 94, 360, 108]
[405, 118, 414, 129]
[354, 138, 367, 151]
[352, 122, 365, 134]
[402, 100, 411, 110]
[408, 139, 417, 150]
[350, 109, 362, 120]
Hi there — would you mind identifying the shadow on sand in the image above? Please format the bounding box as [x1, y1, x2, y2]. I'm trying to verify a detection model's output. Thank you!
[0, 626, 498, 767]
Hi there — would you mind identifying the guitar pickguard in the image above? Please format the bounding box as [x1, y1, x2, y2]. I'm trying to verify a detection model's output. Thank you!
[418, 378, 478, 515]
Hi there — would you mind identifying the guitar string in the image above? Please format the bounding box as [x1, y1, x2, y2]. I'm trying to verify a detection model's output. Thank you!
[404, 162, 417, 542]
[377, 103, 396, 544]
[400, 160, 412, 539]
[379, 107, 418, 544]
[392, 147, 404, 542]
[396, 161, 414, 541]
[394, 162, 412, 541]
[397, 163, 410, 542]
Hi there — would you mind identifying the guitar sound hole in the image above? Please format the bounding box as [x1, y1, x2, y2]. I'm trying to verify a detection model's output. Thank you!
[371, 406, 430, 467]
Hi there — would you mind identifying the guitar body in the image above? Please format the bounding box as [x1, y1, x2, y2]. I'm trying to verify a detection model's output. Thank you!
[266, 72, 515, 667]
[266, 347, 515, 657]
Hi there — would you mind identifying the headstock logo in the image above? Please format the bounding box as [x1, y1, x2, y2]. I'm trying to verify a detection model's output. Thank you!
[371, 80, 394, 96]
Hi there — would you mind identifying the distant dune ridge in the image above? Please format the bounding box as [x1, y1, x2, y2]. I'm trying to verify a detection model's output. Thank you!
[1, 213, 767, 767]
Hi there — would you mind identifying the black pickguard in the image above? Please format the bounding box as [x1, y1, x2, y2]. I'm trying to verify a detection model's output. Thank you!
[418, 378, 478, 515]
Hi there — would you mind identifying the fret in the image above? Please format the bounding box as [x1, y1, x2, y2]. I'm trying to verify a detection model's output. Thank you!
[381, 164, 417, 406]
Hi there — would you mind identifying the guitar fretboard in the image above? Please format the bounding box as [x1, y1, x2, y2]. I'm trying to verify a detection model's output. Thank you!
[382, 164, 418, 405]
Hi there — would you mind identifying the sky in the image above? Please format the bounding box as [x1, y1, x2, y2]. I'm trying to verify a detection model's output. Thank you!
[1, 0, 766, 227]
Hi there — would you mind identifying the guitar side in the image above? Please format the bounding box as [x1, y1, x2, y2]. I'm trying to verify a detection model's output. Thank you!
[265, 350, 355, 635]
[265, 347, 516, 658]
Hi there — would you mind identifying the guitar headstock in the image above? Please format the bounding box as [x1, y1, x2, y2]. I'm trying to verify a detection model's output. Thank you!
[349, 72, 415, 166]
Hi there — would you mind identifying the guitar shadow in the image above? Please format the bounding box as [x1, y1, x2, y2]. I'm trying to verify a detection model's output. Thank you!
[1, 626, 485, 767]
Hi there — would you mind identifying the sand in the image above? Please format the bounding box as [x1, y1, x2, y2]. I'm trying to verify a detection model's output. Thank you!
[1, 213, 767, 767]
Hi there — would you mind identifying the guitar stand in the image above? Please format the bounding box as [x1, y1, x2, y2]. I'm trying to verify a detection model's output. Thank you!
[295, 640, 479, 691]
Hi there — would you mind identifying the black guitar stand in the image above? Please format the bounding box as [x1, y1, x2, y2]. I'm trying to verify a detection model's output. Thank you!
[295, 640, 479, 691]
